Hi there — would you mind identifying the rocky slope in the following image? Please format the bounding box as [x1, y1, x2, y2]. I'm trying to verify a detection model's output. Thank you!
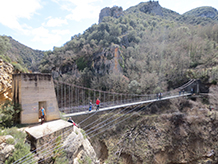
[0, 59, 13, 104]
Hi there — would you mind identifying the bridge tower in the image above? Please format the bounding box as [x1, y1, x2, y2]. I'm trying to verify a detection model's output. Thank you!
[12, 73, 60, 124]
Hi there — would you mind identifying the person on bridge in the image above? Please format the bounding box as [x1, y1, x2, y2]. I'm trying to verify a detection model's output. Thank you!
[89, 100, 93, 112]
[40, 106, 46, 125]
[96, 98, 100, 111]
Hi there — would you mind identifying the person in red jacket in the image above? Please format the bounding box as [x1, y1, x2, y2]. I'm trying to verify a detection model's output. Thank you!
[96, 98, 100, 111]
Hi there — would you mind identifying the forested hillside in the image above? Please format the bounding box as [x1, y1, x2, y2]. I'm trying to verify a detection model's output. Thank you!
[0, 36, 29, 73]
[6, 37, 44, 72]
[38, 1, 218, 95]
[2, 1, 218, 95]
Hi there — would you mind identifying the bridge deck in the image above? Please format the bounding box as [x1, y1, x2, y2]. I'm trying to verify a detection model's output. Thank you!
[63, 93, 191, 118]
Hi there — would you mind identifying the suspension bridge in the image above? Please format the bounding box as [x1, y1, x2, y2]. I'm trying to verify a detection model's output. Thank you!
[54, 79, 197, 117]
[13, 78, 199, 164]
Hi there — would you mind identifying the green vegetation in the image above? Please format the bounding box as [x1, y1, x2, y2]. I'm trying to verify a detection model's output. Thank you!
[183, 6, 218, 20]
[0, 35, 30, 73]
[38, 3, 218, 95]
[0, 101, 22, 128]
[0, 36, 11, 55]
[80, 129, 87, 139]
[6, 137, 15, 145]
[3, 2, 218, 95]
[78, 156, 92, 164]
[0, 127, 34, 164]
[5, 36, 44, 72]
[50, 136, 69, 164]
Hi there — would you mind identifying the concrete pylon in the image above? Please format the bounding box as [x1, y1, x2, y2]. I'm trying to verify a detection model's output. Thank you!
[12, 73, 60, 124]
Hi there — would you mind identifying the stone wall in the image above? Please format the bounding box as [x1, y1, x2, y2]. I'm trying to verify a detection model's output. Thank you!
[12, 73, 60, 124]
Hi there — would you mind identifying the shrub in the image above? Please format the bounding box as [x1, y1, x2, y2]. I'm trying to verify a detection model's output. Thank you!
[5, 142, 34, 164]
[80, 129, 87, 139]
[0, 55, 11, 63]
[6, 138, 15, 145]
[211, 80, 217, 85]
[1, 127, 34, 164]
[0, 101, 22, 128]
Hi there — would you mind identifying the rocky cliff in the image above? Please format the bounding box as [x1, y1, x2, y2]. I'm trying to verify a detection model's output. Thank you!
[99, 6, 124, 24]
[0, 59, 13, 104]
[68, 85, 218, 164]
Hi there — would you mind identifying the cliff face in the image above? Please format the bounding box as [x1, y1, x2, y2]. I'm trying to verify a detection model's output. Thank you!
[0, 59, 13, 104]
[93, 44, 124, 75]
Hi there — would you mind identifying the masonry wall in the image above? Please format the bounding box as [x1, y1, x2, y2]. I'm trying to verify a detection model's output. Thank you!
[12, 73, 60, 124]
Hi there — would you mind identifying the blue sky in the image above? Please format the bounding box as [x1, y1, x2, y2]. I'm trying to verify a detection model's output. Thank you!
[0, 0, 218, 51]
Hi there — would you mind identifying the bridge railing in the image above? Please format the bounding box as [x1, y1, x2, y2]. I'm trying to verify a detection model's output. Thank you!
[55, 80, 192, 114]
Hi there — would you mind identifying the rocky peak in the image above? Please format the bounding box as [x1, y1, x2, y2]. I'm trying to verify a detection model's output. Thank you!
[98, 6, 124, 24]
[139, 1, 163, 16]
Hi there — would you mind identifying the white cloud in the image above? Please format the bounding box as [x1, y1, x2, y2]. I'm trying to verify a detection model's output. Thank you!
[52, 29, 71, 35]
[45, 17, 68, 27]
[31, 26, 62, 45]
[57, 0, 101, 21]
[0, 0, 42, 30]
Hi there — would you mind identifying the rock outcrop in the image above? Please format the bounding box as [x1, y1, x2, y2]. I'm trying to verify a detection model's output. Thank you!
[63, 126, 99, 164]
[139, 1, 163, 16]
[99, 6, 123, 24]
[0, 59, 13, 104]
[0, 135, 15, 164]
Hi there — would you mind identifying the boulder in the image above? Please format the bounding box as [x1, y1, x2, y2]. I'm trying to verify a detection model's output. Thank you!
[63, 127, 99, 164]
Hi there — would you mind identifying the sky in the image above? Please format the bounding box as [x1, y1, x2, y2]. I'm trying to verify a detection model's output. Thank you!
[0, 0, 218, 51]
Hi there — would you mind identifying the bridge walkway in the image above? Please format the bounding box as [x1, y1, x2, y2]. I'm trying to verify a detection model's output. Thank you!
[63, 93, 191, 117]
